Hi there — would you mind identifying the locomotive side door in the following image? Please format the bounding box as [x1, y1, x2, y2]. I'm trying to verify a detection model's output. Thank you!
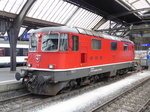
[79, 36, 88, 66]
[110, 41, 118, 63]
[69, 35, 80, 68]
[70, 34, 87, 67]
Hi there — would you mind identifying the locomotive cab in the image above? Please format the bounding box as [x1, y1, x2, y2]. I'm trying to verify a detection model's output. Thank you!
[16, 31, 75, 95]
[28, 32, 70, 70]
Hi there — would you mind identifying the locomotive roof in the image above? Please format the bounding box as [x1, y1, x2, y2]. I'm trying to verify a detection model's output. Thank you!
[30, 26, 133, 43]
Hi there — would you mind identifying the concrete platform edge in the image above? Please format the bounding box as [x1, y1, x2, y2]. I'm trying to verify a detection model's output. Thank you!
[0, 80, 25, 92]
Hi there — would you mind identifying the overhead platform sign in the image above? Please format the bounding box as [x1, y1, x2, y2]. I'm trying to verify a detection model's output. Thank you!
[141, 44, 150, 46]
[22, 33, 30, 40]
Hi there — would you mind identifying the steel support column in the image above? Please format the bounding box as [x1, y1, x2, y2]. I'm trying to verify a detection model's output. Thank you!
[7, 0, 36, 71]
[7, 28, 18, 71]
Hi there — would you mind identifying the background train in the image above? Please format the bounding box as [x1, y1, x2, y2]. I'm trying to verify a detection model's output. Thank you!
[16, 26, 135, 95]
[0, 40, 28, 67]
[135, 49, 150, 68]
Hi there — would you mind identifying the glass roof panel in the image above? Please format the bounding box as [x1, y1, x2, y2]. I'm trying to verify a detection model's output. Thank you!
[35, 0, 52, 19]
[83, 12, 98, 29]
[0, 0, 26, 14]
[132, 0, 150, 13]
[67, 8, 102, 29]
[31, 0, 55, 19]
[0, 0, 9, 11]
[75, 10, 89, 27]
[67, 8, 85, 26]
[120, 0, 150, 15]
[0, 0, 104, 30]
[60, 5, 78, 24]
[38, 0, 59, 20]
[83, 12, 96, 28]
[3, 0, 17, 12]
[98, 21, 110, 30]
[68, 9, 87, 28]
[11, 0, 27, 14]
[50, 1, 67, 22]
[19, 27, 26, 37]
[98, 21, 116, 30]
[127, 0, 138, 4]
[27, 0, 43, 17]
[30, 0, 50, 19]
[88, 15, 102, 29]
[46, 0, 64, 21]
[54, 2, 70, 23]
[26, 0, 79, 25]
[16, 0, 27, 14]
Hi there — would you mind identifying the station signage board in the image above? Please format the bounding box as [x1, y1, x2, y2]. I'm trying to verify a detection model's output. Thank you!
[22, 33, 30, 40]
[141, 44, 150, 46]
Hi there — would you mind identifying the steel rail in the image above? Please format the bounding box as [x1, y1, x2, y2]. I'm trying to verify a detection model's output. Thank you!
[137, 99, 150, 112]
[0, 92, 31, 103]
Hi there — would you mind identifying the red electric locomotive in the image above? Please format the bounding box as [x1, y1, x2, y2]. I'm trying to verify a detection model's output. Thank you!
[16, 26, 135, 95]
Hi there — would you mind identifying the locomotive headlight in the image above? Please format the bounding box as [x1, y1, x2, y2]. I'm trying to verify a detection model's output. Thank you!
[48, 65, 55, 69]
[27, 63, 32, 67]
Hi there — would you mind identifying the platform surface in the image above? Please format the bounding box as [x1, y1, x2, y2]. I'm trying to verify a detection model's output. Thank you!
[0, 67, 24, 83]
[0, 67, 25, 92]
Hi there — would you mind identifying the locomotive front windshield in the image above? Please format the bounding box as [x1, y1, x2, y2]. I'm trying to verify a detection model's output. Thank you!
[42, 33, 68, 52]
[42, 33, 59, 51]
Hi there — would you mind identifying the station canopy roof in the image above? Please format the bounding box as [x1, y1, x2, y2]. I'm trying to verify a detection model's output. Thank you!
[0, 0, 103, 30]
[0, 0, 150, 35]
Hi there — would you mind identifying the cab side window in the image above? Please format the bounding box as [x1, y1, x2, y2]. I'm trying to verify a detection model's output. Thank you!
[92, 39, 101, 50]
[111, 42, 117, 51]
[124, 44, 128, 51]
[72, 35, 79, 51]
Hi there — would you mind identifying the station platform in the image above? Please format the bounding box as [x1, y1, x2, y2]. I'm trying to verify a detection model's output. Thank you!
[0, 67, 25, 92]
[0, 67, 24, 82]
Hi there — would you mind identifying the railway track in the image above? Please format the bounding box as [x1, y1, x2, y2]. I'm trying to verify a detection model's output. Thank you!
[140, 100, 150, 112]
[0, 72, 133, 112]
[91, 77, 150, 112]
[0, 93, 50, 112]
[0, 72, 149, 112]
[0, 89, 30, 102]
